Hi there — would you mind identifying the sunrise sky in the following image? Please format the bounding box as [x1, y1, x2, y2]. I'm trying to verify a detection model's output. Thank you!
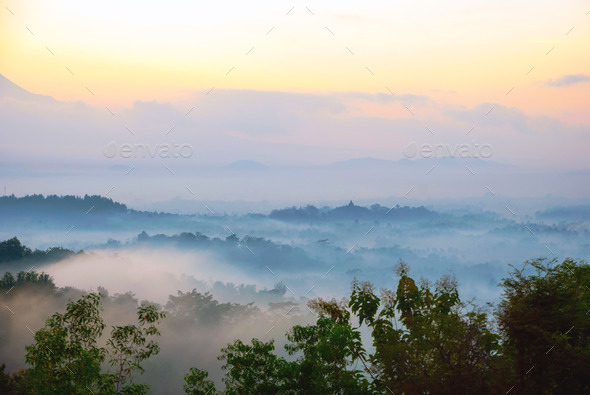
[1, 0, 590, 202]
[2, 0, 589, 119]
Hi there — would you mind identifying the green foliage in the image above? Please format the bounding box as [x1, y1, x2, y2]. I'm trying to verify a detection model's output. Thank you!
[5, 257, 589, 394]
[22, 293, 106, 394]
[201, 298, 373, 395]
[166, 289, 256, 326]
[183, 261, 514, 394]
[349, 261, 503, 394]
[0, 237, 31, 263]
[0, 271, 54, 290]
[349, 280, 380, 326]
[19, 293, 164, 394]
[284, 313, 373, 394]
[219, 338, 290, 394]
[498, 258, 590, 394]
[107, 304, 166, 392]
[184, 368, 217, 395]
[117, 384, 150, 394]
[0, 237, 78, 272]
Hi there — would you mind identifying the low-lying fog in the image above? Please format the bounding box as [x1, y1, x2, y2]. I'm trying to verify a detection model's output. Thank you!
[1, 195, 589, 392]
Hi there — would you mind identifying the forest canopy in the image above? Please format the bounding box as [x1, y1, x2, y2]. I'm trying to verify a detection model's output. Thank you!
[0, 257, 588, 394]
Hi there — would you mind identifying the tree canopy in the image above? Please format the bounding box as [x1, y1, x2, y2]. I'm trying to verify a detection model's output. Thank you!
[182, 258, 590, 394]
[1, 257, 588, 394]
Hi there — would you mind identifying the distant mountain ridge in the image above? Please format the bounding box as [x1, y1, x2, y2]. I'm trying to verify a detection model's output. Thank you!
[0, 74, 56, 103]
[326, 156, 503, 169]
[225, 160, 268, 170]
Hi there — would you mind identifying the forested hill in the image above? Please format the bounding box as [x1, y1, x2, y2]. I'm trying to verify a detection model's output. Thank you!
[0, 194, 181, 228]
[0, 237, 79, 268]
[536, 204, 590, 222]
[0, 195, 442, 225]
[0, 194, 128, 214]
[269, 200, 439, 222]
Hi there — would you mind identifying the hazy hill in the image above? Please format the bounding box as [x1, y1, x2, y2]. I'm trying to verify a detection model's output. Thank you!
[536, 205, 590, 222]
[269, 201, 439, 222]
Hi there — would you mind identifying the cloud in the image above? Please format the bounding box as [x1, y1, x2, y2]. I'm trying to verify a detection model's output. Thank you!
[547, 74, 590, 87]
[42, 248, 268, 304]
[2, 73, 589, 197]
[344, 91, 432, 105]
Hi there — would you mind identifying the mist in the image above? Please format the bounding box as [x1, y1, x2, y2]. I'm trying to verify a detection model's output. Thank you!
[1, 193, 589, 392]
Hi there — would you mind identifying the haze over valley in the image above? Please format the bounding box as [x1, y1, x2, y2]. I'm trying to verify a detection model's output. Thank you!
[2, 1, 589, 392]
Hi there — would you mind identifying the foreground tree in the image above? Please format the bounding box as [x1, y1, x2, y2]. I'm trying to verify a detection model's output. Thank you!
[107, 304, 166, 393]
[183, 367, 218, 395]
[7, 257, 589, 393]
[20, 293, 165, 394]
[185, 299, 373, 394]
[187, 260, 509, 394]
[498, 258, 590, 394]
[286, 299, 373, 394]
[23, 293, 106, 394]
[219, 338, 291, 394]
[0, 363, 20, 394]
[349, 261, 505, 394]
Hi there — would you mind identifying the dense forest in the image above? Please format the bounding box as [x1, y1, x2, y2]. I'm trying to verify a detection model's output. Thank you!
[0, 237, 80, 266]
[1, 257, 588, 394]
[0, 195, 187, 232]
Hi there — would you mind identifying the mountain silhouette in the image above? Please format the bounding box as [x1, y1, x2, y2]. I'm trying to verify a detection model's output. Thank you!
[0, 74, 56, 103]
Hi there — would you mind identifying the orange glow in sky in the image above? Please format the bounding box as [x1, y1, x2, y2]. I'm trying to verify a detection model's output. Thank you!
[1, 0, 589, 124]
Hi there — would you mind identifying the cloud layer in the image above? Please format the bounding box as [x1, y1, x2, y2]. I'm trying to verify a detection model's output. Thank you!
[547, 74, 590, 87]
[1, 76, 590, 202]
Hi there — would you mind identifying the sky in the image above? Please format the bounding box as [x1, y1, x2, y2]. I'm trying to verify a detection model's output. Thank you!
[1, 0, 588, 115]
[1, 0, 589, 202]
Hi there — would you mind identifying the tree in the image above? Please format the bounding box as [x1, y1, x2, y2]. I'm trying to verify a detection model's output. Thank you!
[498, 258, 590, 394]
[349, 261, 503, 394]
[196, 299, 373, 394]
[218, 338, 290, 394]
[284, 318, 373, 394]
[0, 363, 19, 394]
[107, 304, 166, 392]
[20, 293, 165, 394]
[186, 261, 509, 394]
[183, 367, 217, 395]
[286, 299, 373, 394]
[0, 271, 54, 290]
[0, 237, 31, 263]
[22, 293, 106, 394]
[166, 289, 256, 327]
[206, 299, 373, 394]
